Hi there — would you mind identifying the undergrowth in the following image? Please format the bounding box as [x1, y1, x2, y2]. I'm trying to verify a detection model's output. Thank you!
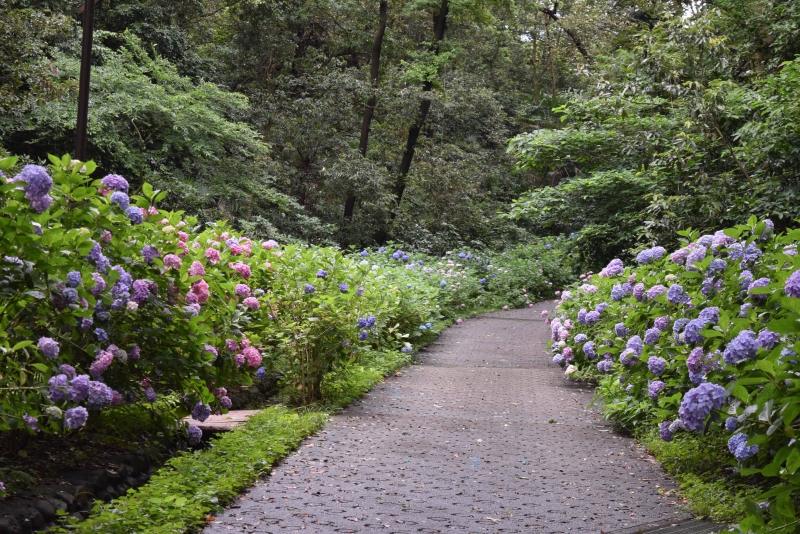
[639, 427, 761, 523]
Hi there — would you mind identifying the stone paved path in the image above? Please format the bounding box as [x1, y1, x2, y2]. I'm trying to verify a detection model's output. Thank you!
[206, 302, 688, 533]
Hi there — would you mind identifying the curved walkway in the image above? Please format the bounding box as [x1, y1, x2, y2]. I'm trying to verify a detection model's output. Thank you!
[206, 302, 688, 533]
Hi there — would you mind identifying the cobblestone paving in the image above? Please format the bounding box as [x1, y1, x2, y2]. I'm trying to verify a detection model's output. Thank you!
[206, 302, 688, 533]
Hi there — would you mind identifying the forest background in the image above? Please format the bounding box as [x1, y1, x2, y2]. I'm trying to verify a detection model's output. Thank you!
[2, 0, 800, 266]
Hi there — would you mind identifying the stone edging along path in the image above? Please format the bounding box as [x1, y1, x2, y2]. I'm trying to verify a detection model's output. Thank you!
[206, 302, 690, 533]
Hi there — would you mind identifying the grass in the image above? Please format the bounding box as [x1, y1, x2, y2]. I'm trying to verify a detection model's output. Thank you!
[638, 427, 761, 523]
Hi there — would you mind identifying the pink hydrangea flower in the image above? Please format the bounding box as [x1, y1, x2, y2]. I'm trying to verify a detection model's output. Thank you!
[229, 262, 251, 279]
[503, 305, 509, 310]
[239, 238, 253, 256]
[229, 244, 244, 255]
[456, 318, 463, 325]
[226, 339, 238, 353]
[243, 297, 260, 310]
[205, 247, 221, 263]
[163, 254, 182, 270]
[177, 241, 189, 254]
[177, 231, 188, 242]
[235, 284, 251, 297]
[234, 353, 245, 367]
[262, 240, 279, 250]
[243, 346, 262, 367]
[190, 279, 210, 304]
[188, 261, 205, 277]
[146, 206, 159, 215]
[89, 350, 114, 376]
[541, 310, 549, 317]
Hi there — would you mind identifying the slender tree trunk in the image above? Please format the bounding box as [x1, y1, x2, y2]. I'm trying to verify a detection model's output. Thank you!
[540, 2, 590, 60]
[545, 19, 556, 100]
[394, 0, 448, 205]
[344, 0, 387, 219]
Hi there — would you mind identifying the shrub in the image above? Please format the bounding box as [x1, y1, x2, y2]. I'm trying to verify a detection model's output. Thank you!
[548, 217, 800, 532]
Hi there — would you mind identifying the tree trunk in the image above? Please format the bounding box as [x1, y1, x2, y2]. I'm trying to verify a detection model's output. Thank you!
[394, 0, 448, 205]
[540, 3, 590, 60]
[345, 0, 388, 219]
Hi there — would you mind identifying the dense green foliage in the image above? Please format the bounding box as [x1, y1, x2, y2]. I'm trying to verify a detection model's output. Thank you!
[506, 0, 800, 267]
[551, 219, 800, 532]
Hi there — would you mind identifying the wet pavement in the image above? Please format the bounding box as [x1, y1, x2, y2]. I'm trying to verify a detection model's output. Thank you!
[205, 302, 688, 533]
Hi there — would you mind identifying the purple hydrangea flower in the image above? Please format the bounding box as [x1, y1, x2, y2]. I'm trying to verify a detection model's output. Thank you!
[585, 311, 601, 323]
[679, 382, 727, 431]
[707, 259, 727, 273]
[636, 249, 655, 264]
[235, 284, 251, 297]
[577, 309, 587, 324]
[648, 380, 666, 400]
[611, 283, 632, 302]
[64, 407, 89, 429]
[633, 283, 645, 302]
[757, 329, 780, 350]
[723, 330, 758, 365]
[667, 284, 690, 305]
[145, 387, 157, 402]
[94, 328, 109, 343]
[644, 328, 661, 346]
[187, 423, 202, 445]
[739, 303, 752, 318]
[304, 284, 316, 294]
[724, 417, 739, 432]
[17, 165, 53, 198]
[316, 270, 328, 279]
[356, 286, 365, 296]
[191, 402, 211, 422]
[683, 319, 707, 345]
[654, 316, 671, 331]
[699, 307, 720, 325]
[69, 375, 91, 401]
[125, 206, 143, 224]
[614, 323, 628, 337]
[748, 277, 771, 301]
[626, 335, 644, 356]
[142, 245, 160, 264]
[101, 174, 129, 192]
[659, 421, 674, 442]
[60, 364, 76, 378]
[66, 271, 82, 288]
[597, 359, 614, 373]
[583, 341, 596, 359]
[595, 302, 609, 313]
[23, 413, 40, 432]
[728, 433, 759, 462]
[110, 191, 130, 211]
[256, 366, 267, 380]
[648, 356, 667, 376]
[37, 337, 60, 359]
[619, 348, 638, 366]
[599, 258, 624, 278]
[787, 270, 800, 298]
[48, 374, 69, 402]
[647, 285, 668, 300]
[573, 334, 587, 345]
[358, 330, 368, 341]
[671, 248, 690, 265]
[87, 381, 114, 410]
[129, 346, 141, 360]
[553, 354, 565, 366]
[686, 245, 707, 270]
[339, 283, 349, 293]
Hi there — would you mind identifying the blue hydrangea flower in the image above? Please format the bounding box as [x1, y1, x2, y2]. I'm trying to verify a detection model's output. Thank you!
[66, 271, 82, 288]
[667, 284, 690, 305]
[359, 330, 368, 341]
[739, 303, 752, 318]
[94, 328, 109, 343]
[86, 381, 114, 410]
[611, 283, 632, 301]
[659, 421, 674, 442]
[585, 311, 600, 323]
[577, 309, 587, 324]
[64, 407, 89, 429]
[626, 335, 644, 356]
[595, 302, 609, 313]
[619, 348, 638, 366]
[339, 283, 349, 293]
[685, 245, 707, 270]
[636, 249, 654, 264]
[633, 283, 645, 301]
[360, 250, 369, 257]
[38, 337, 60, 359]
[256, 367, 267, 380]
[678, 382, 727, 431]
[644, 328, 661, 346]
[17, 165, 53, 198]
[553, 354, 565, 366]
[440, 281, 447, 287]
[786, 269, 800, 298]
[757, 329, 780, 350]
[110, 191, 130, 211]
[683, 319, 707, 345]
[356, 286, 365, 296]
[316, 270, 328, 279]
[647, 356, 667, 376]
[748, 277, 771, 301]
[654, 316, 670, 331]
[125, 206, 143, 224]
[574, 333, 588, 344]
[597, 359, 613, 373]
[614, 323, 628, 337]
[723, 330, 758, 365]
[187, 423, 202, 445]
[304, 284, 316, 294]
[191, 402, 211, 422]
[648, 380, 665, 400]
[728, 433, 759, 462]
[707, 259, 727, 273]
[724, 417, 738, 432]
[583, 341, 596, 359]
[101, 174, 129, 192]
[699, 307, 720, 325]
[401, 344, 413, 354]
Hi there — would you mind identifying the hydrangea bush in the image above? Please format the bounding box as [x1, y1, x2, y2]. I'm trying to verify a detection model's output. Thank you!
[547, 217, 800, 532]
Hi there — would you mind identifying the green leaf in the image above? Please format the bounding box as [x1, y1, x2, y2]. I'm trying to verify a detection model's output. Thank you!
[786, 449, 800, 474]
[767, 318, 800, 334]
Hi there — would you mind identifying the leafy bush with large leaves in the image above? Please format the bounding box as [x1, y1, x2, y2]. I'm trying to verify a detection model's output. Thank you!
[548, 218, 800, 532]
